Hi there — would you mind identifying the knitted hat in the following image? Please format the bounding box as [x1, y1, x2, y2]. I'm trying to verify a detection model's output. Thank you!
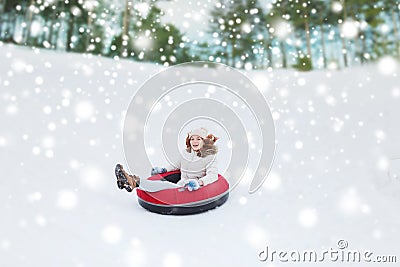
[188, 127, 208, 139]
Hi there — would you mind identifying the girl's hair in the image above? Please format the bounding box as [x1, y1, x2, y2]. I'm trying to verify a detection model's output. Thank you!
[186, 133, 219, 153]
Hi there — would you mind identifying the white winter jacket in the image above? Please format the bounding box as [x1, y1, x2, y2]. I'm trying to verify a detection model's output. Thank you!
[167, 145, 219, 187]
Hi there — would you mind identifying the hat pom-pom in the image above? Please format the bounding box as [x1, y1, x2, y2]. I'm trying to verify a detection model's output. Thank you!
[207, 134, 219, 143]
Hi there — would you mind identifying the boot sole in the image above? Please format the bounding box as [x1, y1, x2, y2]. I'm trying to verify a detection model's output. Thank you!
[115, 164, 133, 192]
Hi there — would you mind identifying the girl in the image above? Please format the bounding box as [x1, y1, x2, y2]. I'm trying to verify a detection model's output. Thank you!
[115, 127, 219, 192]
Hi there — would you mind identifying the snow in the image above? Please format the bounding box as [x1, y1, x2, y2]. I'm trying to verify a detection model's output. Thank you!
[1, 44, 400, 266]
[341, 20, 359, 39]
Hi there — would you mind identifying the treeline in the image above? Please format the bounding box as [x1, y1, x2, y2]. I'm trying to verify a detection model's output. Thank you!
[0, 0, 399, 70]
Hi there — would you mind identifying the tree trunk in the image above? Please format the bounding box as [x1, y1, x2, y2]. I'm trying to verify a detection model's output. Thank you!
[361, 33, 366, 64]
[304, 18, 312, 60]
[122, 0, 131, 36]
[319, 23, 327, 68]
[24, 0, 35, 45]
[340, 0, 348, 67]
[231, 39, 236, 67]
[340, 31, 348, 67]
[392, 8, 399, 57]
[122, 0, 131, 57]
[341, 0, 348, 19]
[224, 37, 229, 65]
[372, 30, 380, 59]
[47, 7, 58, 49]
[0, 0, 5, 15]
[5, 11, 15, 40]
[353, 33, 361, 65]
[53, 0, 66, 50]
[66, 16, 74, 52]
[279, 41, 286, 68]
[0, 0, 5, 37]
[86, 12, 92, 51]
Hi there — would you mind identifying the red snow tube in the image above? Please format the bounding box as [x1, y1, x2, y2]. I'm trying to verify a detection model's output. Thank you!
[136, 170, 229, 215]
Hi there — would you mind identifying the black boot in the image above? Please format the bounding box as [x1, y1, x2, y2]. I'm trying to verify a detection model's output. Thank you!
[115, 164, 133, 192]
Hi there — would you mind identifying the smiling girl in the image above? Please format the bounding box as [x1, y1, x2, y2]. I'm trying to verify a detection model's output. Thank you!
[115, 127, 219, 192]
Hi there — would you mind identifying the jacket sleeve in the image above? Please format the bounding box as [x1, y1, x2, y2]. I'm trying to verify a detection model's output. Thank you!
[199, 157, 218, 186]
[167, 152, 185, 186]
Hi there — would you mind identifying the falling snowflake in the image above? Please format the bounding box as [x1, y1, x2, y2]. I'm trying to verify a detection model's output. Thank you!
[339, 188, 362, 214]
[56, 190, 78, 210]
[75, 101, 95, 120]
[263, 172, 281, 191]
[298, 208, 318, 227]
[295, 141, 303, 149]
[101, 224, 122, 244]
[377, 56, 398, 76]
[80, 165, 106, 191]
[341, 20, 358, 39]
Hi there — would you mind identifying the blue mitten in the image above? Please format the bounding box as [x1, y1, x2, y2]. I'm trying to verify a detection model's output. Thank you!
[151, 167, 167, 176]
[186, 179, 201, 191]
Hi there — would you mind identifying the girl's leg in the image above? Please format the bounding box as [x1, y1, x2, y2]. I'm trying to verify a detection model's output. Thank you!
[116, 164, 182, 192]
[138, 179, 181, 192]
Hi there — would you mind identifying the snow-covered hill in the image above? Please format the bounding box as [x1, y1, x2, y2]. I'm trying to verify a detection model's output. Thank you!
[1, 43, 400, 266]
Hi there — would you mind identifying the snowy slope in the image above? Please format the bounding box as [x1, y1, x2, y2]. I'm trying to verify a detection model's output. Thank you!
[1, 43, 400, 267]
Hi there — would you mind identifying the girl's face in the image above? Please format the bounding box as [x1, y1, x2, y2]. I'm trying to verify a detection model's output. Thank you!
[190, 135, 204, 151]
